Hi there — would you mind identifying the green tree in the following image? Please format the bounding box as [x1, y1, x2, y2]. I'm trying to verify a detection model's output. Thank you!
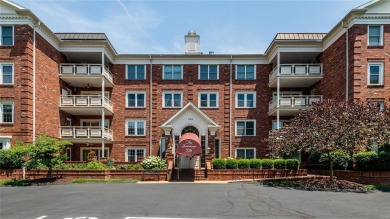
[0, 140, 31, 169]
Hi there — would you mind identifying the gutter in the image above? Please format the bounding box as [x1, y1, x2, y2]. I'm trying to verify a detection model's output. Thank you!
[32, 21, 40, 142]
[229, 55, 233, 158]
[149, 55, 153, 156]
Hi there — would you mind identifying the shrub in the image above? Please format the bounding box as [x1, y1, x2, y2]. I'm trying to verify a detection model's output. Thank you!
[261, 159, 273, 169]
[86, 159, 106, 170]
[249, 159, 262, 169]
[308, 152, 321, 165]
[273, 159, 286, 169]
[0, 144, 30, 169]
[116, 164, 143, 170]
[237, 159, 251, 169]
[226, 158, 238, 169]
[286, 159, 300, 170]
[319, 151, 351, 170]
[141, 156, 167, 170]
[353, 151, 378, 171]
[212, 158, 226, 169]
[376, 152, 390, 171]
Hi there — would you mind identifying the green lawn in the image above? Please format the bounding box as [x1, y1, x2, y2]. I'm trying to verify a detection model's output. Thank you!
[71, 178, 138, 184]
[0, 179, 34, 186]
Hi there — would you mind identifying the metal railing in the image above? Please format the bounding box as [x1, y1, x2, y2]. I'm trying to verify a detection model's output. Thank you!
[60, 95, 113, 112]
[60, 126, 113, 140]
[269, 64, 323, 83]
[269, 95, 323, 112]
[59, 64, 113, 83]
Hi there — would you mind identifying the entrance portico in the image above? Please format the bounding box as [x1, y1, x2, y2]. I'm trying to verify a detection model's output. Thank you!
[160, 102, 220, 169]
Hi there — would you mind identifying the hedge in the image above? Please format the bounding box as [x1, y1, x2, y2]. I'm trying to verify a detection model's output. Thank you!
[212, 159, 226, 169]
[354, 151, 390, 171]
[211, 158, 299, 170]
[286, 159, 299, 170]
[273, 159, 286, 169]
[249, 159, 262, 169]
[226, 159, 238, 169]
[237, 159, 251, 169]
[261, 159, 273, 169]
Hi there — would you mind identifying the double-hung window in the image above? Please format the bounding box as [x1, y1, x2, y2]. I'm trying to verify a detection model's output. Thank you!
[0, 63, 13, 85]
[236, 65, 255, 80]
[127, 148, 145, 162]
[1, 26, 13, 46]
[0, 102, 13, 123]
[368, 25, 383, 46]
[236, 148, 255, 159]
[199, 65, 218, 80]
[126, 65, 145, 80]
[368, 63, 384, 85]
[126, 120, 146, 136]
[163, 65, 183, 80]
[368, 101, 385, 111]
[236, 120, 256, 136]
[236, 92, 256, 108]
[198, 92, 218, 108]
[126, 91, 146, 108]
[163, 92, 182, 108]
[0, 138, 11, 150]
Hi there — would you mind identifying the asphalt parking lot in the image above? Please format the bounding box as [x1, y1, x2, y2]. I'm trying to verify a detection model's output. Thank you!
[1, 182, 389, 219]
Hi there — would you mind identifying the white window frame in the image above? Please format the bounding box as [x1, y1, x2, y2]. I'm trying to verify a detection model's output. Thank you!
[367, 62, 384, 86]
[214, 137, 221, 159]
[163, 65, 183, 80]
[66, 147, 72, 161]
[0, 26, 14, 46]
[126, 65, 146, 80]
[0, 137, 12, 150]
[80, 147, 109, 161]
[235, 120, 256, 136]
[125, 148, 146, 162]
[198, 91, 219, 108]
[272, 120, 291, 130]
[236, 91, 256, 108]
[368, 25, 384, 46]
[66, 118, 72, 126]
[368, 101, 385, 111]
[125, 119, 146, 136]
[126, 91, 146, 108]
[162, 91, 183, 108]
[0, 63, 14, 85]
[0, 102, 14, 124]
[235, 148, 256, 159]
[198, 65, 219, 80]
[235, 65, 256, 80]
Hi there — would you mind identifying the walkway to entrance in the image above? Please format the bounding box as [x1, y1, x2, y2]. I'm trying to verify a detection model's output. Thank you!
[171, 169, 207, 181]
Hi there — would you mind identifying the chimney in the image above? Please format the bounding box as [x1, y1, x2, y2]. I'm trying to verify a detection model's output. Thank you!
[185, 31, 200, 54]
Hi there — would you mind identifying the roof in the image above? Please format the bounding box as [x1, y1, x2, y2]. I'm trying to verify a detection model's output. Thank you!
[55, 33, 108, 41]
[275, 33, 327, 41]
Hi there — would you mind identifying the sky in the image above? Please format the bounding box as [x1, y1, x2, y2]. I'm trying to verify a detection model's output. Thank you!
[12, 0, 369, 54]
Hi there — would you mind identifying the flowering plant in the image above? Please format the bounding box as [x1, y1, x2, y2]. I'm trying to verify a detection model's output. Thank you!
[141, 156, 167, 170]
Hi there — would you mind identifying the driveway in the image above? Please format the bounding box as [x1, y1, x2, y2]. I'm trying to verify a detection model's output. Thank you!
[1, 182, 389, 219]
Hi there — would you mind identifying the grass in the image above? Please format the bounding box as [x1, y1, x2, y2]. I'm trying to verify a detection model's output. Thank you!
[0, 179, 34, 186]
[71, 178, 138, 184]
[365, 184, 390, 192]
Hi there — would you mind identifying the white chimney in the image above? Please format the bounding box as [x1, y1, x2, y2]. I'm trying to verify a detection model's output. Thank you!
[185, 31, 200, 54]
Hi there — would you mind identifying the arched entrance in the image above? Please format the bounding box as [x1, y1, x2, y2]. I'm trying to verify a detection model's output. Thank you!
[181, 126, 199, 136]
[177, 126, 200, 169]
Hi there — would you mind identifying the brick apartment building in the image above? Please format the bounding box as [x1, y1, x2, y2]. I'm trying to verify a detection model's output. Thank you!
[0, 0, 389, 168]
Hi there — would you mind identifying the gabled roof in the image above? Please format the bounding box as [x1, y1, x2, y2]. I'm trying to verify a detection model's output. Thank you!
[3, 0, 25, 10]
[56, 33, 108, 41]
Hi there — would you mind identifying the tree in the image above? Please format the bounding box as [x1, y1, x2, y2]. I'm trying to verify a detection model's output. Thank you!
[266, 100, 390, 181]
[0, 140, 31, 169]
[25, 135, 72, 177]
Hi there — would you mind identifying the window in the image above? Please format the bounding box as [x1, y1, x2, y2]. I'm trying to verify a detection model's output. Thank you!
[199, 65, 218, 80]
[160, 137, 166, 158]
[81, 148, 109, 161]
[1, 26, 13, 46]
[0, 102, 13, 123]
[126, 65, 145, 80]
[368, 101, 385, 111]
[0, 138, 11, 150]
[66, 148, 72, 161]
[81, 120, 109, 129]
[236, 120, 256, 136]
[163, 92, 182, 108]
[201, 135, 206, 168]
[126, 91, 146, 108]
[126, 148, 145, 162]
[214, 138, 221, 159]
[368, 25, 383, 46]
[236, 65, 255, 80]
[163, 65, 183, 80]
[126, 120, 146, 136]
[236, 92, 256, 108]
[0, 63, 13, 85]
[198, 92, 218, 108]
[236, 148, 255, 159]
[66, 118, 72, 126]
[368, 63, 384, 85]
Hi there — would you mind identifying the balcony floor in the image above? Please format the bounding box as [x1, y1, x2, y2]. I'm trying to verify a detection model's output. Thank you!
[268, 107, 308, 116]
[59, 75, 113, 88]
[269, 76, 323, 88]
[59, 107, 113, 116]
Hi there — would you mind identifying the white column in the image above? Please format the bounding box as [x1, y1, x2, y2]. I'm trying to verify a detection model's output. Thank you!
[276, 52, 280, 130]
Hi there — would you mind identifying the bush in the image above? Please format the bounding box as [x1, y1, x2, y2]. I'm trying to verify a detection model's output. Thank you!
[353, 151, 378, 171]
[319, 151, 351, 170]
[273, 159, 286, 169]
[237, 159, 251, 169]
[376, 152, 390, 171]
[249, 159, 262, 169]
[116, 164, 143, 170]
[0, 144, 30, 169]
[226, 158, 238, 169]
[286, 159, 300, 170]
[308, 152, 322, 165]
[86, 159, 106, 170]
[261, 159, 273, 169]
[141, 156, 167, 170]
[212, 159, 226, 169]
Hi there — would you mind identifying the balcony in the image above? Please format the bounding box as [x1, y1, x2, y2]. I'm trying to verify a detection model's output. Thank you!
[269, 64, 323, 88]
[268, 95, 323, 116]
[60, 95, 114, 115]
[59, 64, 114, 87]
[60, 126, 113, 143]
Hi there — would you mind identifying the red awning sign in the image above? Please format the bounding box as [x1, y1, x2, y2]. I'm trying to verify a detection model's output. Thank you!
[176, 133, 202, 157]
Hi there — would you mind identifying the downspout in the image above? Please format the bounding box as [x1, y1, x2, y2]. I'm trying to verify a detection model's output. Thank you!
[343, 21, 349, 101]
[149, 55, 153, 156]
[229, 56, 233, 158]
[32, 21, 40, 142]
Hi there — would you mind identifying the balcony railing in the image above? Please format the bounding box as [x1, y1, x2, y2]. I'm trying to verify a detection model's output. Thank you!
[269, 64, 323, 83]
[269, 95, 323, 112]
[59, 64, 113, 83]
[60, 95, 113, 112]
[60, 126, 113, 141]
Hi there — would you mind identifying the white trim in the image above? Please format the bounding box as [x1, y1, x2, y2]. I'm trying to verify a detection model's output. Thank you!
[367, 62, 384, 86]
[115, 58, 267, 65]
[198, 91, 219, 108]
[235, 120, 256, 136]
[66, 118, 72, 126]
[235, 91, 256, 108]
[368, 25, 384, 46]
[0, 25, 14, 46]
[66, 147, 72, 161]
[0, 137, 11, 150]
[0, 102, 14, 124]
[235, 148, 256, 159]
[125, 147, 146, 162]
[126, 91, 146, 108]
[198, 65, 219, 80]
[80, 147, 109, 161]
[125, 119, 146, 136]
[0, 63, 14, 85]
[125, 64, 146, 80]
[162, 91, 183, 108]
[235, 64, 256, 80]
[162, 65, 183, 80]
